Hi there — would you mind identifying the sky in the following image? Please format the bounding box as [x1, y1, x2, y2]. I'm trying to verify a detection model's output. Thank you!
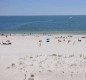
[0, 0, 86, 15]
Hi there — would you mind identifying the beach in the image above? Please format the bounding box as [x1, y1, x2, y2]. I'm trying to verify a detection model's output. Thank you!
[0, 34, 86, 80]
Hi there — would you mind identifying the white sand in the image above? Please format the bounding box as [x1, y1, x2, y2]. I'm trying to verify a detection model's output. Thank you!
[0, 34, 86, 80]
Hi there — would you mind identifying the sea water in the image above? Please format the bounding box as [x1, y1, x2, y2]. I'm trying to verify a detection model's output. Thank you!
[0, 15, 86, 34]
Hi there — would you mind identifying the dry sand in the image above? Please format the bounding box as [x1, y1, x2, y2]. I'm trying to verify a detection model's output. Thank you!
[0, 34, 86, 80]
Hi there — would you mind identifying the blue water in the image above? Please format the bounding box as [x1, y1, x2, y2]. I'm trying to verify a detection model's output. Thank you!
[0, 15, 86, 34]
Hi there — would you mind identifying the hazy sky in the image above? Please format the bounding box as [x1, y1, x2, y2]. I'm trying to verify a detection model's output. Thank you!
[0, 0, 86, 15]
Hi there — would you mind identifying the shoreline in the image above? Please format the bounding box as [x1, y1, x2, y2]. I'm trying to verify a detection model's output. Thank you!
[0, 30, 86, 35]
[0, 32, 86, 37]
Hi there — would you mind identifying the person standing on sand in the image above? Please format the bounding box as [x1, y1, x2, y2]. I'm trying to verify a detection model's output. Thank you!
[39, 42, 41, 47]
[6, 34, 7, 38]
[39, 40, 42, 47]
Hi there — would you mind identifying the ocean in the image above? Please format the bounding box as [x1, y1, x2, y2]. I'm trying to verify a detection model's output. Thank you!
[0, 15, 86, 34]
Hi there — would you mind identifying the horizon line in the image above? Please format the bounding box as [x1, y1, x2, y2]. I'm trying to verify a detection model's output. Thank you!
[0, 15, 86, 16]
